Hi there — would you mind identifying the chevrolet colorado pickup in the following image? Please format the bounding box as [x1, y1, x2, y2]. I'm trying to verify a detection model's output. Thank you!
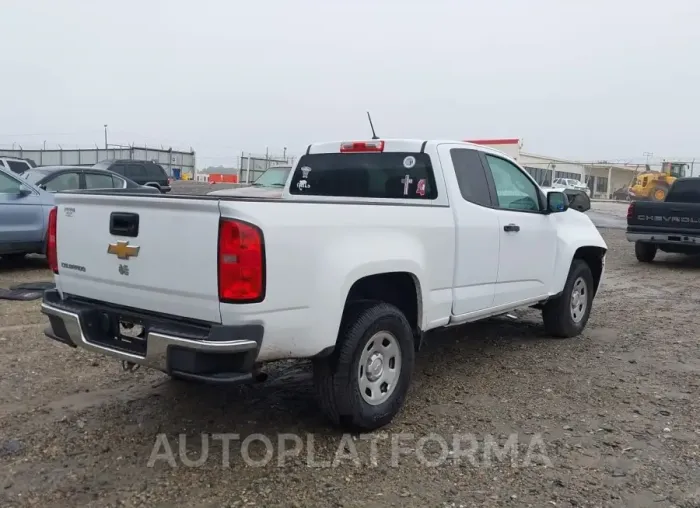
[626, 177, 700, 262]
[41, 138, 607, 431]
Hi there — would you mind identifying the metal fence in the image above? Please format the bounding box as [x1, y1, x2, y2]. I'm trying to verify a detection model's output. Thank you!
[0, 146, 196, 178]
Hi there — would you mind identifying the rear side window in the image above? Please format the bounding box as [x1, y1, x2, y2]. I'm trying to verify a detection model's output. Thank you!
[146, 164, 167, 179]
[85, 173, 117, 189]
[450, 148, 492, 207]
[7, 160, 30, 174]
[126, 164, 147, 179]
[110, 164, 126, 175]
[288, 152, 438, 199]
[666, 180, 700, 203]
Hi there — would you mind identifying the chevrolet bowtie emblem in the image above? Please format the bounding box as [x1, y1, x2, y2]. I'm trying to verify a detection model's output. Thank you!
[107, 240, 140, 260]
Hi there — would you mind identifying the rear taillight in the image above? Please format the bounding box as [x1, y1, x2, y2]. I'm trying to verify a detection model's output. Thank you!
[340, 140, 384, 152]
[47, 206, 58, 274]
[627, 202, 635, 219]
[218, 219, 264, 303]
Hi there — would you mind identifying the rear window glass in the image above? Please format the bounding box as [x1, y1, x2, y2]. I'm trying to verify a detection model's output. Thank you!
[666, 180, 700, 203]
[288, 152, 437, 199]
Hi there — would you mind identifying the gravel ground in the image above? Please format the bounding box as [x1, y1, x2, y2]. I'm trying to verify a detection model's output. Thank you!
[2, 222, 700, 507]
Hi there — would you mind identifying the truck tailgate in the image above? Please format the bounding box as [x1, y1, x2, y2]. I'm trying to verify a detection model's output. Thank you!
[54, 193, 222, 323]
[629, 201, 700, 232]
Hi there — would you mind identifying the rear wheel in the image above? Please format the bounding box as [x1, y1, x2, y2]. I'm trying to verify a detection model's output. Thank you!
[542, 259, 594, 338]
[313, 302, 415, 431]
[1, 253, 26, 262]
[635, 241, 657, 263]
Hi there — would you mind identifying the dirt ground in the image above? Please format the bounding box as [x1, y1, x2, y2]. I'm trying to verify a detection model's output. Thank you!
[1, 227, 700, 508]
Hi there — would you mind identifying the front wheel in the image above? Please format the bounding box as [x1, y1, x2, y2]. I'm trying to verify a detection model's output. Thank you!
[542, 259, 595, 338]
[313, 302, 415, 431]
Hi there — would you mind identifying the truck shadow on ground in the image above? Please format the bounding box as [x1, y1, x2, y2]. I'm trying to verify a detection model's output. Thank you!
[649, 253, 700, 270]
[0, 254, 49, 274]
[114, 312, 556, 439]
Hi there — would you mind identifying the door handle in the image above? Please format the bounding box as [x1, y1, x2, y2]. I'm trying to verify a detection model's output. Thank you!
[503, 223, 520, 232]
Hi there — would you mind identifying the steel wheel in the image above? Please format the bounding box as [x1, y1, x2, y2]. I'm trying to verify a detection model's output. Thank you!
[570, 277, 588, 323]
[357, 331, 402, 406]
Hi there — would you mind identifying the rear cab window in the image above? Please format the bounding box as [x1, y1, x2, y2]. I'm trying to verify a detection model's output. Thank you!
[666, 180, 700, 203]
[288, 149, 438, 200]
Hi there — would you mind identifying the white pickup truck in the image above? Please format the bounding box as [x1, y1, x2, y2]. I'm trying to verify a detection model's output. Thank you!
[41, 138, 607, 431]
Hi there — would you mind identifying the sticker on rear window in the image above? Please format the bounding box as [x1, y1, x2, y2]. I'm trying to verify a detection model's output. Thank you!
[301, 166, 312, 178]
[401, 174, 413, 195]
[403, 156, 416, 169]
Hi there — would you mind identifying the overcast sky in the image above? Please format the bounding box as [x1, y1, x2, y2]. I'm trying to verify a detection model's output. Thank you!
[2, 0, 699, 167]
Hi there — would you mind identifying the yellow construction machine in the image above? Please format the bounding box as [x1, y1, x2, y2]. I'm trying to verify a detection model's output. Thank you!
[628, 162, 690, 201]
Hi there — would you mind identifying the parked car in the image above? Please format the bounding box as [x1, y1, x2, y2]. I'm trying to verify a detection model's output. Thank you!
[92, 160, 171, 193]
[22, 166, 161, 194]
[41, 137, 607, 431]
[0, 156, 36, 175]
[612, 185, 631, 201]
[208, 165, 291, 198]
[0, 167, 54, 260]
[626, 177, 700, 262]
[552, 178, 591, 196]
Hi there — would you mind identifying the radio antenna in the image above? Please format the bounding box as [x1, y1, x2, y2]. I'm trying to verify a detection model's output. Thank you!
[366, 111, 379, 140]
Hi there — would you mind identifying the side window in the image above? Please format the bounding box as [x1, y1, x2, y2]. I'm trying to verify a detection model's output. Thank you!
[126, 164, 147, 179]
[110, 164, 126, 176]
[449, 148, 492, 207]
[484, 155, 541, 212]
[147, 164, 167, 179]
[85, 173, 117, 189]
[0, 171, 22, 193]
[7, 161, 30, 174]
[43, 172, 80, 192]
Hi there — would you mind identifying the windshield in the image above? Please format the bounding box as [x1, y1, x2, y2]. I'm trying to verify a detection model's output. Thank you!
[252, 166, 291, 187]
[22, 169, 52, 184]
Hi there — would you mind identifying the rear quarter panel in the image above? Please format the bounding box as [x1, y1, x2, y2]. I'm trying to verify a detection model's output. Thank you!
[218, 200, 455, 361]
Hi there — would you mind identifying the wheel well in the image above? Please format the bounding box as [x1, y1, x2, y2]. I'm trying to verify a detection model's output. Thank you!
[574, 246, 606, 295]
[343, 272, 421, 338]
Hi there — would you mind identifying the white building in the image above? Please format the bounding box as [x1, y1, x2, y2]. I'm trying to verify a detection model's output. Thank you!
[466, 138, 639, 199]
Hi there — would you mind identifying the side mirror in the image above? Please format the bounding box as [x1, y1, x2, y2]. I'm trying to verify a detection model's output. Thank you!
[546, 191, 569, 213]
[17, 185, 32, 197]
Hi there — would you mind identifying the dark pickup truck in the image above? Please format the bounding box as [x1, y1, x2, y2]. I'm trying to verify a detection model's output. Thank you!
[626, 177, 700, 262]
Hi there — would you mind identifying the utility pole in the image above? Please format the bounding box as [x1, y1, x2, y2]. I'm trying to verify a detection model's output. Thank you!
[643, 151, 653, 167]
[104, 124, 108, 150]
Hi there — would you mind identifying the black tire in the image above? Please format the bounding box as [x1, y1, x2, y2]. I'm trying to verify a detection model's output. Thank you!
[313, 302, 415, 431]
[649, 185, 668, 202]
[1, 253, 26, 262]
[542, 259, 595, 338]
[635, 241, 657, 263]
